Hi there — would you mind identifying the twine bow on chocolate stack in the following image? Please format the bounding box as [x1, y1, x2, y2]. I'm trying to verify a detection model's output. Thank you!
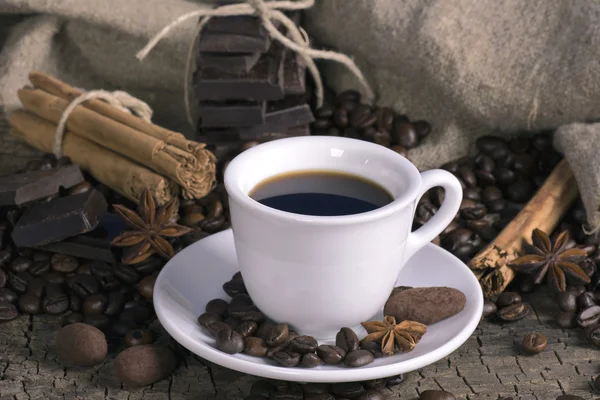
[135, 0, 375, 129]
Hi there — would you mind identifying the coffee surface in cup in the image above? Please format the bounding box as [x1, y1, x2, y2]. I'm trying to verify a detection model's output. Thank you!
[249, 170, 393, 216]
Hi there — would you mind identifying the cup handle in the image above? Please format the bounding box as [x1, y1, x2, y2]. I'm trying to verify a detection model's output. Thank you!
[403, 169, 463, 262]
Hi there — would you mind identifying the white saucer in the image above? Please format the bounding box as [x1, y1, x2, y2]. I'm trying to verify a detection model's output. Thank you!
[154, 229, 483, 383]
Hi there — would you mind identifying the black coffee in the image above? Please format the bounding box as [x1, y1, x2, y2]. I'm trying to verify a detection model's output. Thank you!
[249, 170, 393, 216]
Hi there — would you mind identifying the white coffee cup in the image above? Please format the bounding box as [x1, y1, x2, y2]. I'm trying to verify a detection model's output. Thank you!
[224, 136, 462, 340]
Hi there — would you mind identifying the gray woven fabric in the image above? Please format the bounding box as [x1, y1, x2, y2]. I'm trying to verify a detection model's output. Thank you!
[304, 0, 600, 228]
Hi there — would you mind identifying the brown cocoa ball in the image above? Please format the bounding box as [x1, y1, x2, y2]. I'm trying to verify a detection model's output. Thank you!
[56, 323, 107, 367]
[113, 344, 176, 386]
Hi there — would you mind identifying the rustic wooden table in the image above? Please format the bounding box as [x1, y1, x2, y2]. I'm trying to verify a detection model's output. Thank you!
[1, 15, 598, 400]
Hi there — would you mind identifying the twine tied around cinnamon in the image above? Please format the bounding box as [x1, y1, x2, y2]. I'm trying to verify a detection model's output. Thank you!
[135, 0, 375, 129]
[53, 89, 153, 158]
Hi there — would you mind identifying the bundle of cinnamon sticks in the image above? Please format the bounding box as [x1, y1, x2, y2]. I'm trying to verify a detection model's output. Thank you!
[469, 159, 579, 297]
[9, 72, 216, 206]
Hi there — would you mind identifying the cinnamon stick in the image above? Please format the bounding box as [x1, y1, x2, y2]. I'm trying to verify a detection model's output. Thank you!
[17, 88, 216, 199]
[468, 159, 579, 297]
[8, 110, 177, 205]
[27, 71, 208, 160]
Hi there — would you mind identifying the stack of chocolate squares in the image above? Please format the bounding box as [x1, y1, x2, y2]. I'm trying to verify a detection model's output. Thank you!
[194, 12, 314, 157]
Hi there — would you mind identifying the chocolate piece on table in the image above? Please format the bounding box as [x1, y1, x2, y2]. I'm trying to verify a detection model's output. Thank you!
[195, 42, 286, 101]
[198, 52, 262, 74]
[198, 101, 266, 128]
[11, 189, 108, 248]
[0, 164, 84, 206]
[38, 212, 126, 263]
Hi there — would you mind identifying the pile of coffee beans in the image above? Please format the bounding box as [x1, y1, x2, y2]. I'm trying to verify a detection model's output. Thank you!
[244, 376, 404, 400]
[310, 90, 432, 156]
[198, 272, 425, 369]
[482, 292, 530, 323]
[415, 134, 562, 262]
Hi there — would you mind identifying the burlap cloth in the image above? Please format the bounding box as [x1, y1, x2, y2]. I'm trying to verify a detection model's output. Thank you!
[2, 0, 600, 228]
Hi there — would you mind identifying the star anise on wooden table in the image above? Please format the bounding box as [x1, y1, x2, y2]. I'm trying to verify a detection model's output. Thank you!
[111, 189, 192, 264]
[508, 228, 589, 292]
[360, 316, 427, 356]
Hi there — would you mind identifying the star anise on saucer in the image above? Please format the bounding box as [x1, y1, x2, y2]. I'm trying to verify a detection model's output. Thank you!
[111, 189, 192, 264]
[360, 316, 427, 356]
[508, 228, 589, 292]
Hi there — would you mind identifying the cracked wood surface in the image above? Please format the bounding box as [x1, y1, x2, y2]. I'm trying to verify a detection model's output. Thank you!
[2, 15, 600, 400]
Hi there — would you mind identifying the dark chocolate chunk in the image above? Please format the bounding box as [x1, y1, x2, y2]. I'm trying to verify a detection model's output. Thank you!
[38, 213, 125, 263]
[198, 52, 262, 74]
[11, 189, 107, 248]
[199, 32, 271, 54]
[0, 165, 84, 206]
[195, 42, 286, 101]
[198, 101, 266, 128]
[283, 51, 306, 96]
[238, 99, 314, 139]
[205, 15, 272, 37]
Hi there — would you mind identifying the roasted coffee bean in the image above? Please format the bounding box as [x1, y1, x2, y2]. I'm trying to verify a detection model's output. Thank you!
[482, 186, 503, 203]
[442, 220, 459, 236]
[18, 293, 40, 314]
[494, 168, 516, 186]
[42, 271, 65, 285]
[197, 312, 223, 330]
[508, 136, 530, 153]
[9, 271, 31, 293]
[288, 335, 318, 353]
[90, 261, 113, 278]
[97, 275, 120, 292]
[228, 293, 253, 308]
[304, 393, 334, 400]
[522, 333, 547, 354]
[76, 263, 92, 275]
[244, 337, 269, 357]
[386, 374, 405, 386]
[360, 340, 383, 358]
[315, 105, 334, 119]
[206, 298, 228, 316]
[272, 349, 301, 367]
[255, 322, 274, 340]
[25, 277, 44, 297]
[83, 314, 110, 330]
[235, 320, 258, 338]
[42, 291, 69, 315]
[568, 285, 587, 296]
[104, 291, 125, 317]
[266, 323, 289, 347]
[483, 300, 497, 318]
[114, 264, 139, 284]
[442, 161, 460, 174]
[29, 260, 50, 276]
[460, 203, 487, 220]
[458, 167, 477, 188]
[461, 187, 481, 202]
[10, 257, 32, 273]
[125, 329, 153, 347]
[476, 136, 507, 156]
[0, 270, 6, 290]
[333, 108, 349, 128]
[118, 306, 150, 323]
[474, 170, 496, 186]
[555, 311, 577, 329]
[577, 305, 600, 328]
[300, 353, 322, 368]
[374, 107, 394, 132]
[207, 199, 224, 218]
[344, 349, 374, 367]
[332, 382, 364, 398]
[182, 211, 205, 227]
[271, 384, 303, 400]
[111, 319, 138, 336]
[579, 292, 596, 309]
[303, 383, 330, 396]
[0, 300, 18, 321]
[497, 303, 529, 321]
[337, 90, 361, 104]
[317, 344, 346, 365]
[223, 279, 247, 297]
[362, 379, 386, 390]
[391, 119, 418, 149]
[474, 154, 495, 173]
[132, 257, 163, 275]
[201, 216, 226, 233]
[416, 200, 438, 222]
[82, 294, 108, 315]
[513, 154, 536, 175]
[32, 251, 49, 262]
[486, 199, 506, 213]
[312, 118, 332, 132]
[349, 105, 375, 128]
[413, 120, 431, 139]
[356, 390, 384, 400]
[419, 390, 456, 400]
[496, 292, 522, 307]
[62, 312, 84, 326]
[507, 180, 534, 203]
[223, 317, 240, 329]
[70, 274, 99, 297]
[0, 250, 12, 269]
[251, 380, 276, 398]
[336, 327, 360, 353]
[68, 294, 82, 312]
[0, 288, 18, 304]
[443, 228, 475, 248]
[266, 343, 288, 358]
[138, 274, 156, 299]
[51, 254, 78, 273]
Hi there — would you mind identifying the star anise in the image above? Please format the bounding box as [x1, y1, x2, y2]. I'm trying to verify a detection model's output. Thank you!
[508, 228, 589, 292]
[111, 189, 192, 265]
[360, 316, 427, 356]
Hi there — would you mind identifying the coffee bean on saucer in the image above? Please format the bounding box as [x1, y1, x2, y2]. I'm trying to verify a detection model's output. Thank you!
[206, 298, 228, 316]
[497, 303, 529, 321]
[317, 344, 346, 365]
[216, 328, 244, 354]
[272, 349, 301, 367]
[343, 349, 374, 367]
[125, 329, 153, 347]
[360, 340, 384, 358]
[522, 333, 547, 354]
[244, 337, 269, 357]
[577, 305, 600, 328]
[255, 321, 274, 340]
[301, 353, 322, 368]
[419, 390, 456, 400]
[235, 320, 258, 338]
[18, 294, 40, 314]
[266, 343, 289, 359]
[265, 323, 289, 347]
[288, 335, 318, 353]
[336, 327, 360, 352]
[51, 254, 78, 273]
[496, 292, 521, 307]
[483, 300, 497, 318]
[223, 279, 247, 297]
[332, 382, 365, 398]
